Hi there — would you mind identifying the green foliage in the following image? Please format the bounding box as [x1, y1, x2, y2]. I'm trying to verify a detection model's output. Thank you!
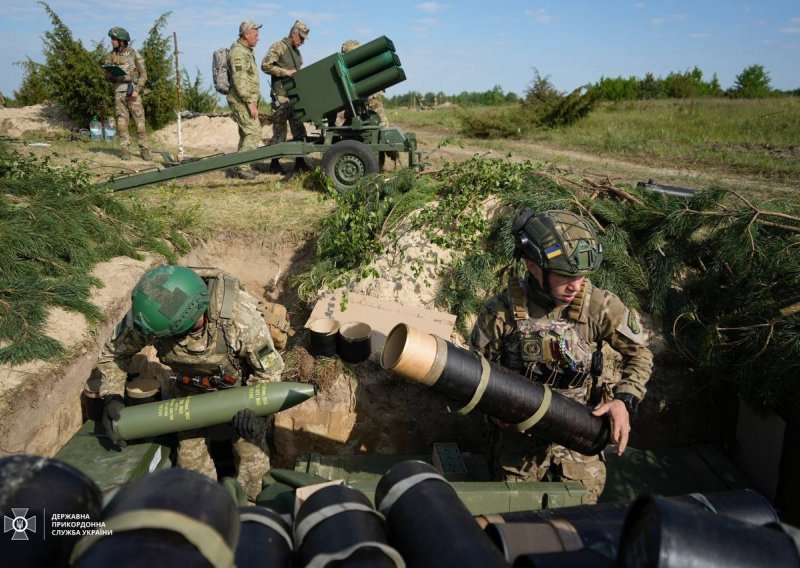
[13, 58, 49, 106]
[0, 143, 194, 364]
[458, 71, 596, 138]
[38, 2, 112, 123]
[295, 168, 434, 301]
[590, 66, 724, 101]
[731, 64, 774, 99]
[140, 12, 178, 130]
[299, 154, 800, 412]
[386, 85, 518, 108]
[181, 69, 218, 113]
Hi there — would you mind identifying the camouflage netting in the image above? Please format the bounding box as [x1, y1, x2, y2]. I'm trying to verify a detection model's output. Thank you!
[299, 156, 800, 414]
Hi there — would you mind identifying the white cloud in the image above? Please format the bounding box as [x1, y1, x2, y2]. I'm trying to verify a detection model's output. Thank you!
[524, 9, 554, 23]
[415, 18, 439, 26]
[650, 14, 686, 26]
[779, 27, 800, 34]
[287, 12, 340, 25]
[790, 17, 800, 24]
[417, 2, 446, 13]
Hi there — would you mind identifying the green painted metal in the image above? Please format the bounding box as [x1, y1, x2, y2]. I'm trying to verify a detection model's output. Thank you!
[55, 420, 172, 492]
[104, 36, 419, 192]
[110, 142, 313, 191]
[112, 382, 316, 441]
[292, 452, 588, 515]
[289, 35, 406, 128]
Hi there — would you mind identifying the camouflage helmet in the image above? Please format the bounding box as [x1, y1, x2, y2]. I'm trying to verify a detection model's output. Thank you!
[341, 39, 360, 53]
[512, 209, 603, 276]
[130, 266, 209, 337]
[108, 27, 130, 42]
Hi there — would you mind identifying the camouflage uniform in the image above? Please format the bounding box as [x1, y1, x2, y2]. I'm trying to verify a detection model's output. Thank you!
[469, 274, 652, 502]
[262, 34, 307, 144]
[227, 39, 262, 152]
[105, 46, 149, 153]
[98, 268, 284, 500]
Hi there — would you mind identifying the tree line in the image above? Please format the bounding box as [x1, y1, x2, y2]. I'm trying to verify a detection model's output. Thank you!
[386, 64, 796, 109]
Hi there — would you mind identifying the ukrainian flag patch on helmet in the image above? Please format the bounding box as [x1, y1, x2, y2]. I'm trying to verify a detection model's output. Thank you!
[545, 245, 563, 259]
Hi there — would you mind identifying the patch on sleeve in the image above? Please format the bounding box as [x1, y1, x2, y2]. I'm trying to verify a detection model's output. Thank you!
[616, 308, 646, 345]
[258, 347, 279, 371]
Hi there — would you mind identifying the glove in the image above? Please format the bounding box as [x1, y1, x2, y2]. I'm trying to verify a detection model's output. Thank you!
[101, 395, 127, 448]
[232, 409, 268, 443]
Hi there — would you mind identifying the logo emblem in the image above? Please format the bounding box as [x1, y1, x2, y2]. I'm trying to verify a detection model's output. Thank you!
[4, 509, 37, 541]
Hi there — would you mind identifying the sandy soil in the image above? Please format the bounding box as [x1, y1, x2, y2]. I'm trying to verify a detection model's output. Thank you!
[0, 104, 732, 462]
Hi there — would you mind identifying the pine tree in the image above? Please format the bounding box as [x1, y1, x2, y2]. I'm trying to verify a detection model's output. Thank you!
[38, 2, 112, 124]
[13, 58, 49, 106]
[139, 12, 178, 130]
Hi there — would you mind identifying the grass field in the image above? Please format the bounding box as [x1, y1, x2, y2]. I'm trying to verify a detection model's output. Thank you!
[390, 97, 800, 181]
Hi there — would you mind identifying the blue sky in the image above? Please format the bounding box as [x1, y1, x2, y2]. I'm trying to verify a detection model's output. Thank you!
[1, 1, 798, 102]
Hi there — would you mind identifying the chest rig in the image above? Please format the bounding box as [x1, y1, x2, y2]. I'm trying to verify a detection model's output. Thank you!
[157, 269, 241, 387]
[508, 277, 595, 391]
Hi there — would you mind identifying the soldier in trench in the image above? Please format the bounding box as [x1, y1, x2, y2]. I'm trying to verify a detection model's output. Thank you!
[96, 265, 284, 501]
[469, 209, 653, 503]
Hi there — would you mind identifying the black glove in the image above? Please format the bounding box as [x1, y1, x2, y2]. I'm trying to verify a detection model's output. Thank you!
[232, 409, 268, 443]
[101, 395, 127, 448]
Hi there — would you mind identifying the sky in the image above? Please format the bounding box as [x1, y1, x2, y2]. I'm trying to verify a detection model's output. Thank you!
[0, 0, 798, 103]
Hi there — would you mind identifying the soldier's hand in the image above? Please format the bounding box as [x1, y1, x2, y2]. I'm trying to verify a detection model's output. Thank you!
[130, 90, 138, 101]
[248, 102, 259, 120]
[592, 399, 630, 455]
[232, 409, 268, 443]
[101, 395, 127, 448]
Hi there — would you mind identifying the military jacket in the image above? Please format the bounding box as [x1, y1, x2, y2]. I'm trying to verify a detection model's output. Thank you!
[261, 38, 303, 96]
[98, 269, 283, 398]
[228, 40, 261, 105]
[105, 47, 147, 93]
[470, 276, 652, 401]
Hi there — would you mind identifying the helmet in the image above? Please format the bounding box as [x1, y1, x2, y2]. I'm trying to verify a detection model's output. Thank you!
[341, 39, 360, 53]
[131, 266, 209, 337]
[108, 27, 130, 42]
[512, 209, 603, 275]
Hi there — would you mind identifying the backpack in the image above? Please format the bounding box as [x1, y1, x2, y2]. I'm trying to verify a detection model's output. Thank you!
[260, 301, 295, 350]
[212, 48, 230, 95]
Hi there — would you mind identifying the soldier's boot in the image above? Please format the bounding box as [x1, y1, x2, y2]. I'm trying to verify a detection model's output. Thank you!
[268, 159, 284, 174]
[120, 147, 132, 161]
[251, 161, 273, 173]
[140, 148, 152, 161]
[225, 167, 257, 180]
[294, 157, 311, 172]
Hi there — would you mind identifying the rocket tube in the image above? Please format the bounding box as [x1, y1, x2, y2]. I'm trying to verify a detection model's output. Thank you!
[381, 324, 609, 456]
[112, 382, 316, 442]
[295, 484, 401, 567]
[374, 460, 508, 567]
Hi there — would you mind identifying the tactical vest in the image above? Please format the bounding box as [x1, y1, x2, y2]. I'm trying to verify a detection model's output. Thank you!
[156, 268, 242, 383]
[107, 48, 139, 91]
[270, 39, 303, 96]
[508, 277, 595, 394]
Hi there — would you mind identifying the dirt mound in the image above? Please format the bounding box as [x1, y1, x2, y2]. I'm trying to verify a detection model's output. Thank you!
[151, 114, 241, 154]
[0, 103, 78, 138]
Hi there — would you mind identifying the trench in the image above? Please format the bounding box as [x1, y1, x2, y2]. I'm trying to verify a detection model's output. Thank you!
[1, 235, 487, 471]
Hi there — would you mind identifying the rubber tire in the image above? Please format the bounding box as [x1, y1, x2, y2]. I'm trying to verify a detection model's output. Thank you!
[322, 140, 379, 191]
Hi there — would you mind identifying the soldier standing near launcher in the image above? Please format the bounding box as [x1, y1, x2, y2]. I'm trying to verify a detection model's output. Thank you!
[261, 19, 311, 174]
[469, 209, 653, 503]
[225, 20, 264, 180]
[97, 265, 284, 500]
[104, 27, 150, 161]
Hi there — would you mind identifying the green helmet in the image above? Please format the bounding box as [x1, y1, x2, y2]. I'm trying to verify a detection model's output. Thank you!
[108, 27, 130, 42]
[131, 266, 209, 337]
[512, 209, 603, 275]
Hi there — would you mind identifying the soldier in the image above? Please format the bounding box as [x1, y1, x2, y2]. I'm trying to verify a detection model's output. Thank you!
[261, 20, 310, 174]
[337, 39, 390, 126]
[469, 209, 653, 503]
[97, 265, 284, 501]
[226, 20, 265, 180]
[104, 27, 150, 161]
